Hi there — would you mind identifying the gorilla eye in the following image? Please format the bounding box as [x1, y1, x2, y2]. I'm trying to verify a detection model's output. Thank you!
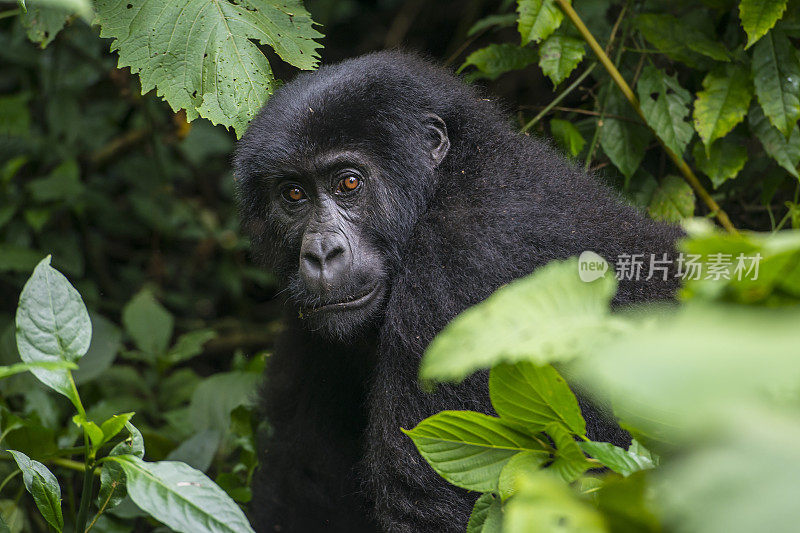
[336, 174, 361, 194]
[282, 186, 306, 202]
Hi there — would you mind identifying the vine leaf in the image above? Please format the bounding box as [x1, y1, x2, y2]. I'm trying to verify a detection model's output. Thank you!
[693, 63, 753, 150]
[637, 65, 694, 158]
[739, 0, 789, 48]
[538, 33, 585, 86]
[751, 28, 800, 138]
[94, 0, 323, 137]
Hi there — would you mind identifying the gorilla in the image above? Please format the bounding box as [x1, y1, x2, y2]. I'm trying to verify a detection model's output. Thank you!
[234, 51, 682, 533]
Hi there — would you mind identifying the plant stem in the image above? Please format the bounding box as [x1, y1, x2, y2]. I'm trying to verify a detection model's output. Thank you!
[521, 63, 597, 132]
[0, 9, 21, 20]
[554, 0, 737, 234]
[0, 469, 21, 494]
[75, 460, 95, 532]
[85, 483, 116, 533]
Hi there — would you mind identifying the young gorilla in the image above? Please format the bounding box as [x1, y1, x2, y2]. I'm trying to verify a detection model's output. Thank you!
[234, 51, 682, 533]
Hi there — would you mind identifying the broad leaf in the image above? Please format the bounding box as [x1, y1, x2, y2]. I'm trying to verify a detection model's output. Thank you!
[15, 256, 90, 406]
[94, 0, 323, 137]
[420, 259, 619, 383]
[538, 34, 585, 86]
[467, 492, 503, 533]
[74, 313, 121, 385]
[647, 175, 696, 223]
[692, 139, 748, 188]
[7, 450, 63, 532]
[636, 14, 729, 68]
[550, 118, 585, 156]
[165, 329, 217, 366]
[98, 422, 144, 510]
[490, 362, 585, 436]
[121, 290, 173, 356]
[579, 441, 656, 476]
[749, 103, 800, 178]
[402, 411, 549, 492]
[498, 451, 548, 499]
[517, 0, 563, 45]
[637, 65, 694, 157]
[739, 0, 789, 48]
[751, 28, 800, 137]
[190, 371, 260, 432]
[459, 44, 538, 81]
[105, 455, 254, 533]
[693, 64, 753, 149]
[546, 423, 593, 482]
[600, 86, 652, 179]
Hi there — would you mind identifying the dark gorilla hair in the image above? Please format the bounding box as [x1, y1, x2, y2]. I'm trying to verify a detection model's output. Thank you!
[234, 51, 682, 533]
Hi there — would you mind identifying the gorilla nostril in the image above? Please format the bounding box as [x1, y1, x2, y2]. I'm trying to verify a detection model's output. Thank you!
[325, 246, 345, 263]
[302, 252, 323, 270]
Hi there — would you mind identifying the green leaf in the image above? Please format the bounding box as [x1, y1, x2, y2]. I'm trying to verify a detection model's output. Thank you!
[739, 0, 789, 48]
[636, 14, 730, 68]
[490, 362, 585, 436]
[647, 175, 696, 222]
[15, 256, 90, 405]
[693, 63, 754, 149]
[100, 413, 136, 446]
[467, 492, 503, 533]
[692, 138, 748, 187]
[7, 450, 63, 533]
[98, 422, 144, 510]
[600, 86, 652, 179]
[517, 0, 563, 45]
[498, 451, 549, 500]
[468, 13, 517, 36]
[189, 371, 260, 433]
[165, 329, 217, 366]
[0, 95, 31, 137]
[94, 0, 323, 137]
[749, 102, 800, 178]
[21, 0, 93, 48]
[105, 455, 254, 533]
[751, 28, 800, 137]
[420, 258, 619, 384]
[121, 290, 174, 356]
[27, 159, 83, 203]
[0, 246, 42, 273]
[578, 441, 656, 476]
[74, 313, 121, 385]
[0, 360, 77, 380]
[402, 411, 549, 492]
[459, 44, 538, 81]
[73, 415, 104, 450]
[550, 119, 586, 156]
[546, 423, 593, 482]
[636, 65, 694, 157]
[538, 34, 585, 86]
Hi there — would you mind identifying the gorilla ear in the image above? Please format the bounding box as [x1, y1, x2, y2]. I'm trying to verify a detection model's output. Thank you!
[424, 113, 450, 167]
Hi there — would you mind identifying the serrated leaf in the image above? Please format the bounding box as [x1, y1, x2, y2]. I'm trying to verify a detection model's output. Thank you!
[517, 0, 564, 45]
[647, 175, 696, 222]
[402, 411, 549, 492]
[94, 0, 323, 137]
[467, 492, 503, 533]
[459, 44, 538, 81]
[550, 118, 585, 156]
[637, 65, 694, 157]
[600, 86, 652, 179]
[15, 256, 90, 406]
[749, 102, 800, 178]
[739, 0, 789, 48]
[490, 362, 585, 436]
[751, 28, 800, 137]
[105, 455, 254, 533]
[694, 63, 753, 148]
[21, 0, 93, 48]
[636, 14, 730, 68]
[546, 423, 593, 482]
[121, 290, 173, 356]
[692, 138, 748, 187]
[419, 259, 619, 384]
[538, 34, 585, 86]
[7, 450, 63, 532]
[579, 441, 656, 476]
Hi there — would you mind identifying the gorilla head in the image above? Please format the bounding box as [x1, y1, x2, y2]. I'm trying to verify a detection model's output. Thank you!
[235, 56, 452, 339]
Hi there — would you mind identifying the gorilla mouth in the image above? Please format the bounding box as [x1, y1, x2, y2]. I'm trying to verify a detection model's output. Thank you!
[305, 283, 382, 315]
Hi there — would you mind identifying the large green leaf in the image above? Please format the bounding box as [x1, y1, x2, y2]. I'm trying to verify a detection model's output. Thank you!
[751, 28, 800, 137]
[121, 290, 174, 356]
[94, 0, 323, 137]
[402, 411, 549, 492]
[189, 371, 260, 432]
[419, 259, 619, 384]
[105, 455, 254, 533]
[693, 63, 753, 149]
[636, 14, 730, 68]
[647, 175, 696, 223]
[546, 423, 593, 482]
[7, 450, 63, 533]
[459, 44, 538, 81]
[538, 34, 585, 86]
[636, 66, 694, 157]
[600, 86, 652, 179]
[97, 422, 144, 511]
[517, 0, 563, 45]
[15, 256, 90, 406]
[749, 103, 800, 178]
[692, 138, 748, 188]
[579, 441, 656, 477]
[467, 493, 503, 533]
[490, 362, 585, 436]
[739, 0, 789, 48]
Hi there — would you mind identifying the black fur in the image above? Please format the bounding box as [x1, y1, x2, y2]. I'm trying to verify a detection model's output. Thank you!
[234, 51, 682, 533]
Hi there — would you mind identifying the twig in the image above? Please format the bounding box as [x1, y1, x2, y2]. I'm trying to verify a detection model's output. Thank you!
[554, 0, 737, 233]
[521, 63, 598, 132]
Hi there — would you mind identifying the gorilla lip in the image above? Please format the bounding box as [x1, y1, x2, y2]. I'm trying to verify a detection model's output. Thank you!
[304, 282, 381, 315]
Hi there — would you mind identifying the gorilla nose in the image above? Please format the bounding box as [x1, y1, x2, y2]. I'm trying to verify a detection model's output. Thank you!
[300, 235, 351, 291]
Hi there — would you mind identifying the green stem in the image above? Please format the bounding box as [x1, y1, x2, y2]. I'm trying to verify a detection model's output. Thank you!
[0, 469, 21, 494]
[0, 9, 21, 20]
[521, 63, 597, 133]
[85, 482, 117, 533]
[554, 0, 738, 234]
[75, 460, 95, 532]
